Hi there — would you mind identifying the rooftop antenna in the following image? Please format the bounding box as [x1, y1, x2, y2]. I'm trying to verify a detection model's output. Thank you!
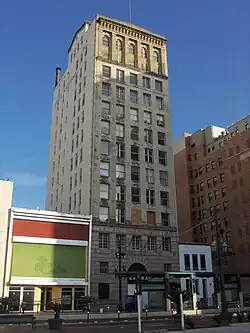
[129, 0, 132, 23]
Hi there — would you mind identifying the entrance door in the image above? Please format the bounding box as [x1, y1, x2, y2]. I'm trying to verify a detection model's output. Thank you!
[22, 287, 35, 311]
[74, 288, 85, 310]
[61, 288, 72, 311]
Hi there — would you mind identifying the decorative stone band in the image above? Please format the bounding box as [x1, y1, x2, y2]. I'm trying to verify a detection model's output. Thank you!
[10, 277, 88, 286]
[12, 236, 88, 247]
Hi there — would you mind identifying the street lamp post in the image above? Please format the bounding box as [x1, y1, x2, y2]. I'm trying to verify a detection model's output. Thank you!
[115, 238, 125, 311]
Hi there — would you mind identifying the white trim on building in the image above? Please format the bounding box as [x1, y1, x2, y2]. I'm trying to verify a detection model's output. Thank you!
[10, 277, 88, 286]
[12, 236, 88, 247]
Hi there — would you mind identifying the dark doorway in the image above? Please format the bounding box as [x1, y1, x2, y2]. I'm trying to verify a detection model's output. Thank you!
[128, 263, 147, 272]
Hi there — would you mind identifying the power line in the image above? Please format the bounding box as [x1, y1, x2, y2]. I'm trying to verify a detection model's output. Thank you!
[178, 215, 213, 236]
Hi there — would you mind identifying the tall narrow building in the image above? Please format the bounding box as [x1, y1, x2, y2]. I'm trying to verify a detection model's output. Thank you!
[46, 15, 178, 308]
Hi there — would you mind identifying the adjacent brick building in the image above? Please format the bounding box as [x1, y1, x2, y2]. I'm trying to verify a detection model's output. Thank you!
[174, 115, 250, 274]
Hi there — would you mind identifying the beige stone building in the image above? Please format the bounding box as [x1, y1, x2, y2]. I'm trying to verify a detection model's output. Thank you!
[46, 15, 179, 309]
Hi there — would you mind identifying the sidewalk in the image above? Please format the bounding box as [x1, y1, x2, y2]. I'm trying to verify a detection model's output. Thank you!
[175, 323, 250, 333]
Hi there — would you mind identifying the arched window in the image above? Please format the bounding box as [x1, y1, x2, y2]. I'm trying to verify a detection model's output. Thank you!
[153, 50, 159, 62]
[129, 42, 136, 54]
[116, 39, 123, 51]
[141, 47, 148, 59]
[102, 35, 110, 47]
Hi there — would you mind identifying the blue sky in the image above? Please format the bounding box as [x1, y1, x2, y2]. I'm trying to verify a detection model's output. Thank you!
[0, 0, 249, 209]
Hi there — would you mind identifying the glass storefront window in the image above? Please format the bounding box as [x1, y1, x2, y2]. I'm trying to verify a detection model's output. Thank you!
[74, 288, 85, 310]
[9, 287, 21, 312]
[61, 288, 72, 311]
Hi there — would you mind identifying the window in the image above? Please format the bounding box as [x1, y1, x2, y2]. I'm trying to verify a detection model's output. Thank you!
[116, 104, 125, 120]
[161, 212, 169, 226]
[144, 129, 153, 144]
[129, 42, 136, 54]
[160, 191, 169, 206]
[114, 84, 125, 100]
[116, 142, 125, 158]
[101, 141, 110, 155]
[79, 168, 82, 183]
[145, 148, 153, 163]
[159, 170, 168, 186]
[102, 82, 110, 96]
[147, 236, 157, 251]
[211, 161, 216, 169]
[200, 182, 204, 192]
[164, 263, 172, 272]
[158, 132, 166, 145]
[132, 235, 142, 250]
[162, 237, 171, 251]
[223, 201, 228, 212]
[130, 73, 138, 85]
[144, 111, 152, 124]
[99, 207, 109, 222]
[220, 173, 225, 183]
[143, 93, 152, 107]
[206, 163, 210, 172]
[116, 234, 126, 250]
[159, 150, 167, 165]
[100, 162, 109, 177]
[131, 165, 140, 182]
[116, 208, 125, 224]
[130, 90, 138, 104]
[116, 186, 125, 201]
[116, 39, 123, 63]
[146, 168, 155, 184]
[141, 46, 148, 59]
[213, 176, 217, 186]
[143, 76, 150, 89]
[184, 254, 191, 270]
[146, 189, 155, 204]
[116, 164, 125, 179]
[238, 161, 242, 172]
[101, 120, 110, 135]
[155, 80, 163, 92]
[131, 187, 140, 203]
[208, 192, 213, 202]
[157, 114, 165, 127]
[153, 50, 160, 62]
[116, 69, 124, 82]
[103, 34, 110, 47]
[192, 254, 199, 270]
[147, 211, 156, 225]
[214, 190, 219, 200]
[156, 96, 164, 110]
[131, 145, 139, 161]
[100, 262, 109, 273]
[131, 126, 139, 140]
[100, 184, 109, 199]
[130, 108, 139, 122]
[200, 254, 206, 270]
[221, 187, 226, 197]
[116, 124, 124, 137]
[99, 233, 110, 248]
[102, 65, 111, 78]
[98, 283, 109, 299]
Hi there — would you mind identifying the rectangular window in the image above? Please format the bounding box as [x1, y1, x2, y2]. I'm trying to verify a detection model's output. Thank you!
[160, 191, 169, 206]
[207, 179, 212, 188]
[101, 101, 111, 116]
[157, 114, 165, 127]
[145, 148, 153, 163]
[130, 73, 138, 85]
[116, 104, 124, 120]
[159, 170, 168, 186]
[192, 254, 198, 270]
[144, 129, 153, 144]
[211, 161, 216, 169]
[116, 234, 126, 250]
[99, 207, 109, 222]
[143, 76, 150, 89]
[131, 145, 139, 161]
[100, 184, 109, 199]
[131, 126, 139, 140]
[102, 65, 111, 78]
[116, 142, 125, 158]
[155, 80, 163, 92]
[116, 86, 125, 100]
[99, 233, 110, 249]
[146, 168, 155, 184]
[116, 208, 125, 224]
[184, 254, 191, 270]
[100, 262, 109, 273]
[116, 69, 125, 82]
[130, 108, 139, 122]
[116, 164, 125, 179]
[161, 212, 169, 226]
[146, 188, 155, 205]
[222, 187, 226, 197]
[213, 176, 218, 186]
[100, 162, 109, 177]
[200, 254, 206, 270]
[156, 96, 164, 110]
[132, 235, 142, 250]
[162, 237, 171, 251]
[100, 141, 110, 155]
[116, 186, 125, 201]
[116, 124, 124, 137]
[102, 82, 110, 96]
[143, 93, 152, 107]
[147, 236, 157, 251]
[144, 111, 152, 124]
[220, 173, 225, 183]
[159, 150, 167, 165]
[147, 211, 156, 226]
[131, 187, 140, 203]
[130, 90, 138, 104]
[131, 165, 140, 182]
[101, 120, 110, 135]
[158, 132, 166, 145]
[223, 201, 228, 212]
[98, 283, 109, 300]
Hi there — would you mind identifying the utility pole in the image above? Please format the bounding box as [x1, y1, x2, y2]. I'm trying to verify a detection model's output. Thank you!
[214, 213, 227, 314]
[115, 238, 125, 311]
